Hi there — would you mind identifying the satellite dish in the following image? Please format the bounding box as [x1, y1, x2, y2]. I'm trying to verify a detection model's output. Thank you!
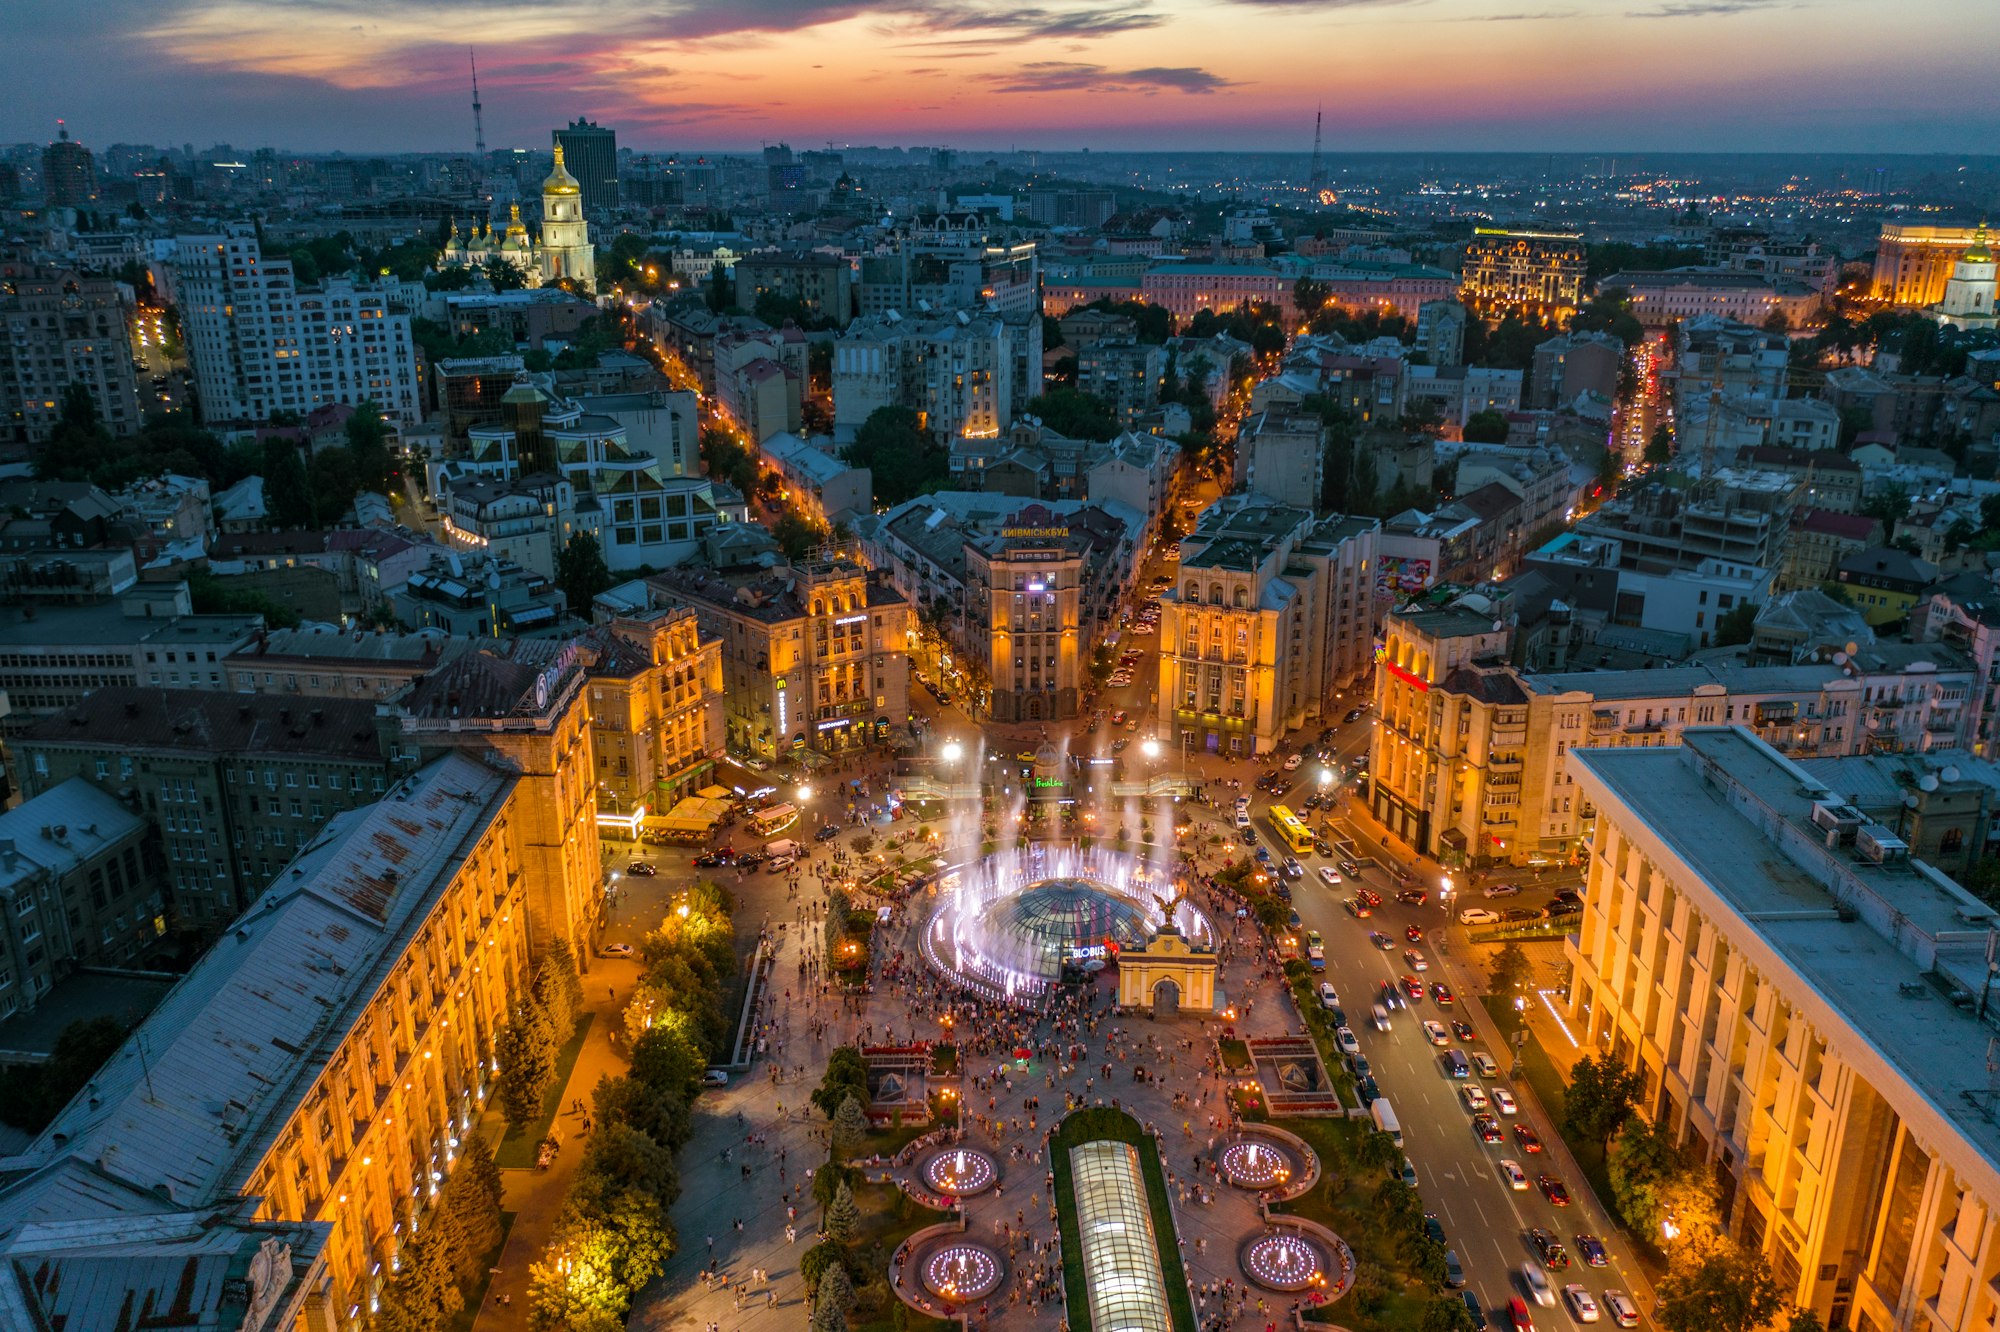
[1905, 793, 1921, 808]
[1832, 651, 1848, 665]
[1845, 641, 1860, 656]
[1920, 774, 1940, 792]
[1943, 765, 1962, 783]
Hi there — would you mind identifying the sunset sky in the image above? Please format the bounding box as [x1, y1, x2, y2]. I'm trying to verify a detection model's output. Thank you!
[6, 0, 1994, 154]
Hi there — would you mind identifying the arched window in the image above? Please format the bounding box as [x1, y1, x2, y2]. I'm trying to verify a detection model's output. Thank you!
[1209, 583, 1223, 605]
[1185, 582, 1198, 602]
[1234, 587, 1248, 609]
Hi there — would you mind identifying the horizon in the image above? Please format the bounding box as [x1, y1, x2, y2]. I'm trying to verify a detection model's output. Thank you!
[7, 0, 1997, 158]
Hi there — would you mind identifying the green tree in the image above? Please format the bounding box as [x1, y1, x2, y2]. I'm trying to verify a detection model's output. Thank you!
[1420, 1294, 1479, 1332]
[556, 531, 614, 616]
[1462, 410, 1509, 444]
[0, 1016, 131, 1132]
[446, 1131, 505, 1285]
[843, 404, 947, 506]
[343, 400, 395, 494]
[830, 1092, 868, 1159]
[583, 1122, 680, 1205]
[1657, 1240, 1786, 1332]
[1644, 424, 1675, 466]
[487, 258, 527, 292]
[1607, 1117, 1694, 1236]
[799, 1241, 845, 1298]
[1862, 481, 1909, 528]
[262, 437, 317, 528]
[823, 1177, 859, 1241]
[1784, 1308, 1827, 1332]
[1292, 277, 1332, 322]
[1022, 387, 1120, 442]
[812, 1259, 857, 1325]
[1962, 856, 2000, 909]
[1490, 943, 1532, 1008]
[813, 1046, 870, 1119]
[186, 569, 299, 631]
[774, 510, 828, 561]
[1945, 519, 1977, 554]
[1713, 600, 1760, 647]
[1563, 1053, 1647, 1149]
[495, 1000, 558, 1130]
[1357, 1129, 1403, 1174]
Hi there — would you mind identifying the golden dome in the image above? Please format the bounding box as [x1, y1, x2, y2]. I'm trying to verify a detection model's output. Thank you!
[542, 144, 581, 197]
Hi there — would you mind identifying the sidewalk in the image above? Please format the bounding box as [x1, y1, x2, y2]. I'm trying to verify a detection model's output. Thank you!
[471, 953, 642, 1328]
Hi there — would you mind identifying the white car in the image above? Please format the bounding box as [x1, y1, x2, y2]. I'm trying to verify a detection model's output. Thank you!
[1318, 866, 1342, 886]
[1471, 1052, 1501, 1078]
[700, 1068, 731, 1088]
[1603, 1289, 1641, 1328]
[1317, 982, 1340, 1010]
[1492, 1088, 1520, 1115]
[1563, 1286, 1602, 1323]
[1335, 1026, 1360, 1055]
[1405, 949, 1429, 972]
[1460, 1084, 1489, 1112]
[1422, 1020, 1451, 1047]
[598, 942, 634, 958]
[1282, 753, 1303, 771]
[1523, 1261, 1554, 1306]
[1500, 1158, 1529, 1190]
[1459, 907, 1502, 926]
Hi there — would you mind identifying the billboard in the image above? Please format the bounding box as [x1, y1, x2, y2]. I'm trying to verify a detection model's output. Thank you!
[1377, 555, 1433, 597]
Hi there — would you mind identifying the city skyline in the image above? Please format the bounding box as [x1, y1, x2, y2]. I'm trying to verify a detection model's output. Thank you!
[8, 0, 1999, 156]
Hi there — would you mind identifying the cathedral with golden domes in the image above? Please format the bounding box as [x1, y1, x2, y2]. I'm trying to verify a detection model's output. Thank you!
[441, 144, 596, 293]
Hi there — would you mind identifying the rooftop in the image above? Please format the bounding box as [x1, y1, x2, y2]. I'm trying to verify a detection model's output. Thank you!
[226, 625, 461, 669]
[1572, 728, 2000, 1201]
[0, 779, 147, 891]
[20, 688, 388, 761]
[1522, 662, 1839, 701]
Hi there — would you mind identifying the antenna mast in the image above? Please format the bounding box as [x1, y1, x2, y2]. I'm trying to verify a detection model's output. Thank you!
[1308, 104, 1324, 204]
[469, 48, 487, 197]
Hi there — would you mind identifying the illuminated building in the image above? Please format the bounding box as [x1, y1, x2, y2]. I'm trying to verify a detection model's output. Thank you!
[1872, 223, 1986, 307]
[1564, 727, 2000, 1332]
[1925, 224, 1997, 331]
[0, 259, 143, 445]
[1459, 228, 1585, 312]
[579, 607, 726, 827]
[436, 146, 596, 294]
[646, 558, 910, 757]
[0, 750, 576, 1329]
[965, 513, 1086, 723]
[1159, 499, 1378, 757]
[1600, 270, 1823, 329]
[39, 123, 94, 209]
[832, 312, 1015, 439]
[1138, 263, 1294, 322]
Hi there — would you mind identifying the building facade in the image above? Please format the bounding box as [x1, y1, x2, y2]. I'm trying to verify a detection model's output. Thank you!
[0, 259, 144, 446]
[965, 520, 1085, 724]
[553, 117, 618, 214]
[1873, 222, 1988, 307]
[582, 608, 726, 823]
[1459, 229, 1585, 311]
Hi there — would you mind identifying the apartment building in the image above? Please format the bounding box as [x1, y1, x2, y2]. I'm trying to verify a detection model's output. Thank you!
[226, 626, 469, 700]
[733, 252, 853, 325]
[173, 227, 422, 426]
[1529, 331, 1625, 410]
[1076, 340, 1164, 426]
[0, 752, 566, 1329]
[581, 608, 726, 823]
[1237, 412, 1325, 509]
[965, 518, 1087, 723]
[1564, 727, 2000, 1332]
[1157, 499, 1380, 756]
[646, 558, 911, 758]
[832, 312, 1016, 439]
[13, 688, 399, 930]
[760, 431, 873, 527]
[0, 259, 143, 445]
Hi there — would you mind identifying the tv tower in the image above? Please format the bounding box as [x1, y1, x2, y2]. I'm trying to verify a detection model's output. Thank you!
[469, 48, 488, 198]
[1308, 104, 1325, 205]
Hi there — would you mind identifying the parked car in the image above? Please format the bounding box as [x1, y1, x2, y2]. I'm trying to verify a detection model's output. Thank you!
[1335, 1026, 1360, 1055]
[700, 1069, 730, 1088]
[1317, 981, 1339, 1009]
[1484, 883, 1522, 898]
[1460, 907, 1502, 926]
[599, 942, 634, 958]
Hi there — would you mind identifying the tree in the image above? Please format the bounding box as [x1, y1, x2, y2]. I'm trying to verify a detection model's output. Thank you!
[1563, 1053, 1646, 1149]
[495, 1001, 558, 1130]
[1462, 409, 1510, 444]
[1293, 277, 1332, 322]
[1644, 424, 1675, 466]
[1962, 856, 2000, 909]
[843, 405, 947, 507]
[799, 1241, 844, 1299]
[1491, 943, 1532, 1008]
[812, 1259, 857, 1326]
[0, 1016, 131, 1132]
[1656, 1240, 1786, 1332]
[446, 1132, 505, 1284]
[813, 1046, 870, 1118]
[1420, 1294, 1480, 1332]
[1945, 519, 1977, 554]
[823, 1178, 859, 1242]
[556, 532, 614, 616]
[1357, 1129, 1403, 1174]
[1862, 481, 1909, 528]
[1784, 1308, 1827, 1332]
[1022, 387, 1120, 442]
[1713, 600, 1759, 647]
[830, 1092, 868, 1158]
[262, 437, 317, 528]
[1607, 1117, 1707, 1237]
[774, 511, 828, 561]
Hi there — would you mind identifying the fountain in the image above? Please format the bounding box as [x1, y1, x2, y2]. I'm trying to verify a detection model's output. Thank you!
[923, 1146, 998, 1196]
[919, 843, 1214, 1001]
[1219, 1138, 1295, 1189]
[922, 1243, 1003, 1301]
[1242, 1232, 1329, 1292]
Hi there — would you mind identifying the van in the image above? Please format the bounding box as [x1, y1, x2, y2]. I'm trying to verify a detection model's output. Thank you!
[764, 838, 801, 858]
[1370, 1097, 1403, 1146]
[1444, 1050, 1471, 1079]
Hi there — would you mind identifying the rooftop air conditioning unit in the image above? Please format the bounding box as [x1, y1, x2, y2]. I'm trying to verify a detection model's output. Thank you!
[1811, 801, 1865, 847]
[1856, 824, 1908, 866]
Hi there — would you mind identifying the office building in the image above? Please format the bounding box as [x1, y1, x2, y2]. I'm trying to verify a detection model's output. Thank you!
[0, 779, 159, 1017]
[225, 626, 468, 700]
[13, 688, 399, 929]
[1459, 228, 1585, 311]
[1600, 270, 1824, 329]
[965, 512, 1088, 723]
[1873, 222, 1988, 307]
[173, 227, 422, 427]
[646, 558, 910, 758]
[0, 751, 582, 1328]
[552, 117, 618, 214]
[40, 124, 94, 208]
[1564, 727, 2000, 1332]
[1158, 498, 1380, 757]
[0, 260, 143, 446]
[579, 608, 726, 824]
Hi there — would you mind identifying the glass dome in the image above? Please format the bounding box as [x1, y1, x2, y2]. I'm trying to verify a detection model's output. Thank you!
[979, 879, 1158, 958]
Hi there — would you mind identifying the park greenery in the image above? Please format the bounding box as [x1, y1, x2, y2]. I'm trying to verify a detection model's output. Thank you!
[369, 1132, 506, 1332]
[494, 939, 586, 1130]
[841, 405, 950, 507]
[525, 880, 737, 1330]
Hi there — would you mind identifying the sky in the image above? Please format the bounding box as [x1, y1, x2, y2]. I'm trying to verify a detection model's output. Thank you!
[6, 0, 1996, 155]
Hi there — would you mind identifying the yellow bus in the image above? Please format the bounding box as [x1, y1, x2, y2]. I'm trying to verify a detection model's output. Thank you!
[1268, 804, 1315, 855]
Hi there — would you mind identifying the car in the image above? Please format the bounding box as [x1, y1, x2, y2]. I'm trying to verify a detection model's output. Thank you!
[1522, 1261, 1555, 1306]
[1369, 930, 1395, 950]
[1127, 718, 1140, 732]
[1460, 907, 1502, 926]
[1423, 1214, 1448, 1246]
[1235, 811, 1254, 831]
[1357, 886, 1383, 907]
[1501, 906, 1545, 924]
[1575, 1234, 1608, 1268]
[1379, 981, 1406, 1011]
[1405, 924, 1425, 943]
[1472, 1051, 1501, 1078]
[1462, 1291, 1484, 1324]
[1562, 1285, 1601, 1323]
[1346, 1053, 1371, 1079]
[700, 1068, 730, 1088]
[1370, 1003, 1391, 1031]
[1305, 929, 1324, 950]
[1112, 737, 1131, 753]
[816, 823, 843, 841]
[1452, 1019, 1477, 1041]
[1110, 709, 1127, 725]
[1528, 1228, 1570, 1269]
[1514, 1124, 1544, 1153]
[1396, 889, 1430, 907]
[1401, 975, 1426, 1001]
[1538, 1175, 1572, 1206]
[1346, 897, 1373, 918]
[599, 942, 635, 958]
[1109, 673, 1133, 687]
[1499, 1158, 1529, 1190]
[1603, 1289, 1641, 1327]
[765, 854, 796, 871]
[1335, 1026, 1360, 1055]
[1287, 910, 1303, 929]
[1313, 839, 1335, 857]
[736, 851, 768, 869]
[625, 861, 659, 876]
[1484, 882, 1522, 898]
[1431, 981, 1456, 1005]
[1282, 753, 1303, 771]
[1492, 1087, 1519, 1114]
[694, 852, 733, 867]
[1460, 1084, 1490, 1112]
[1319, 866, 1343, 886]
[1510, 1295, 1538, 1331]
[1405, 949, 1429, 972]
[1356, 1074, 1381, 1103]
[1339, 858, 1363, 876]
[1254, 846, 1272, 864]
[1400, 1156, 1418, 1186]
[1282, 858, 1305, 880]
[1473, 1113, 1504, 1144]
[1344, 707, 1365, 723]
[1316, 980, 1339, 1008]
[1422, 1020, 1451, 1047]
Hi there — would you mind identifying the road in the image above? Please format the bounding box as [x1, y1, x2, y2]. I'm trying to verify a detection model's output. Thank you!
[1224, 723, 1643, 1327]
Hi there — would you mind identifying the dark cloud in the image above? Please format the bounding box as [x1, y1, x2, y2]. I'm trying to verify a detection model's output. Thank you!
[982, 61, 1237, 93]
[1221, 0, 1423, 9]
[1628, 0, 1782, 13]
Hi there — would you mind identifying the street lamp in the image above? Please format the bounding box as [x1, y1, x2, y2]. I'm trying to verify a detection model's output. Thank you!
[942, 740, 964, 764]
[1142, 738, 1161, 760]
